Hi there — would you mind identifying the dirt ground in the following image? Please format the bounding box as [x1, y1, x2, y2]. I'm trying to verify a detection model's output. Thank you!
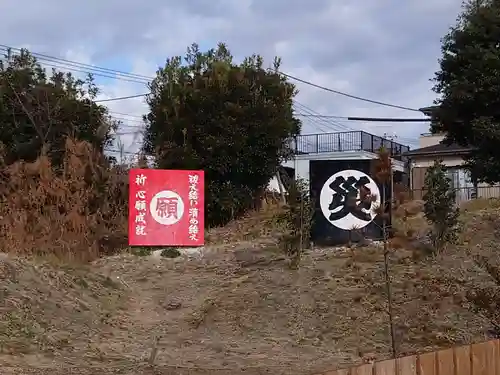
[2, 201, 500, 374]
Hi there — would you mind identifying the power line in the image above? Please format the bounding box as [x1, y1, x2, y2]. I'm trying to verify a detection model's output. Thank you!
[0, 45, 420, 151]
[0, 43, 426, 146]
[1, 44, 423, 112]
[111, 103, 421, 145]
[294, 101, 418, 145]
[278, 71, 421, 112]
[0, 49, 149, 85]
[347, 117, 430, 122]
[109, 111, 144, 119]
[95, 93, 148, 103]
[294, 103, 347, 133]
[112, 118, 144, 125]
[0, 45, 151, 82]
[296, 114, 430, 122]
[294, 101, 356, 132]
[295, 114, 349, 119]
[1, 46, 152, 104]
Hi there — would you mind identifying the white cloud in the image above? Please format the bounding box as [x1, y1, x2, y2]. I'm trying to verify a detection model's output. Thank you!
[0, 0, 463, 152]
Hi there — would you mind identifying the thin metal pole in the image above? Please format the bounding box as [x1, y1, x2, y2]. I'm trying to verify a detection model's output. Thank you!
[384, 169, 397, 358]
[299, 183, 304, 256]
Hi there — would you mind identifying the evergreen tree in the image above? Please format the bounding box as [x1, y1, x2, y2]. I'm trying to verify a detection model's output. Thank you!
[0, 48, 117, 166]
[143, 43, 301, 226]
[432, 0, 500, 183]
[423, 160, 460, 251]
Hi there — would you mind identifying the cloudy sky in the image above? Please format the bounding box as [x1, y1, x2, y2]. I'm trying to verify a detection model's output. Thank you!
[1, 0, 463, 155]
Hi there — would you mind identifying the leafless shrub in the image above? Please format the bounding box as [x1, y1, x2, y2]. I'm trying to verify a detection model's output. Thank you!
[0, 138, 129, 262]
[276, 178, 313, 269]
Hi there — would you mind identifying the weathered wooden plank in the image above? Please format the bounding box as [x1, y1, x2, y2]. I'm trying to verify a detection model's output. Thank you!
[436, 348, 454, 375]
[321, 368, 350, 375]
[495, 340, 500, 375]
[482, 340, 498, 375]
[317, 340, 500, 375]
[471, 341, 489, 375]
[350, 363, 373, 375]
[397, 355, 417, 375]
[417, 351, 436, 375]
[373, 359, 396, 375]
[454, 343, 471, 375]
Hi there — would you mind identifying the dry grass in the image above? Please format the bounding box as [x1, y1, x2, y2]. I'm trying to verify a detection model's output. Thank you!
[2, 198, 500, 374]
[0, 254, 126, 357]
[0, 139, 129, 262]
[3, 148, 500, 374]
[461, 197, 500, 213]
[206, 202, 287, 245]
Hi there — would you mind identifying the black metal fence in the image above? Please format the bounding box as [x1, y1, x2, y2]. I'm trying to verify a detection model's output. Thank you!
[292, 131, 410, 160]
[411, 185, 500, 205]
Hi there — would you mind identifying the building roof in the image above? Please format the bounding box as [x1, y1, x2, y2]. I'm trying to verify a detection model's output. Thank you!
[418, 106, 439, 116]
[404, 142, 473, 157]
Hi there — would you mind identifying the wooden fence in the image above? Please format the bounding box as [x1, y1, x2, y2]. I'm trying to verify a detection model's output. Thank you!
[316, 339, 499, 375]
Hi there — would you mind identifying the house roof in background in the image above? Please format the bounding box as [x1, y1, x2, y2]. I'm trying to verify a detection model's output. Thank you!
[418, 105, 439, 116]
[404, 142, 473, 157]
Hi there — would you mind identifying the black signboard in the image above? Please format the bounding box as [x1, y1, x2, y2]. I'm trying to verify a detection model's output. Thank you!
[310, 159, 391, 246]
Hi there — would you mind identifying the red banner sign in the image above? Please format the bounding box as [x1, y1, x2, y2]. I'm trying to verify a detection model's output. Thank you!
[128, 169, 204, 246]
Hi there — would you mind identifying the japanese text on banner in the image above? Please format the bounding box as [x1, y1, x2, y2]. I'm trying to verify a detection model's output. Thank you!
[134, 173, 147, 236]
[188, 174, 199, 241]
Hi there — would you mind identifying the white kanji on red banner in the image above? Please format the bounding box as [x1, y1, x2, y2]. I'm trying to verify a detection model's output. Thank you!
[133, 173, 148, 237]
[187, 173, 200, 241]
[128, 169, 204, 246]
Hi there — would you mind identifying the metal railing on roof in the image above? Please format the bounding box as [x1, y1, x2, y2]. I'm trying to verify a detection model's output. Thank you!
[290, 131, 410, 160]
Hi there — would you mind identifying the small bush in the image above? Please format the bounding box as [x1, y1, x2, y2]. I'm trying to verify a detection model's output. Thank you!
[423, 160, 460, 252]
